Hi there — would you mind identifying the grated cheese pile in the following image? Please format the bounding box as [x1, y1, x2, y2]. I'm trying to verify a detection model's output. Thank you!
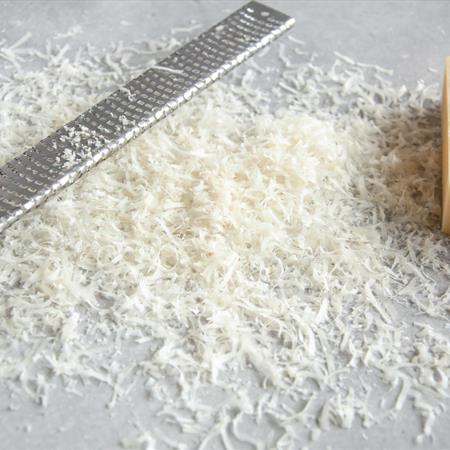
[0, 31, 449, 449]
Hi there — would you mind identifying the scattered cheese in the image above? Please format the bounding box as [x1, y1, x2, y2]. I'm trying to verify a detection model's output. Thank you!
[0, 29, 448, 450]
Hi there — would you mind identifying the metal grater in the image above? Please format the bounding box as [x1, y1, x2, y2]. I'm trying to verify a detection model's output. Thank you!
[0, 1, 294, 233]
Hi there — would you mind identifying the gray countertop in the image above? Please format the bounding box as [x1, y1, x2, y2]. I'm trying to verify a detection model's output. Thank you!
[0, 1, 449, 449]
[2, 0, 449, 86]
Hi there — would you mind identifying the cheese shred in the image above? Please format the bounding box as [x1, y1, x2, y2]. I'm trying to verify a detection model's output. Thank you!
[0, 30, 448, 449]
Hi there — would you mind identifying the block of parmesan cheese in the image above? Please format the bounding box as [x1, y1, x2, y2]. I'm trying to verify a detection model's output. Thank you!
[442, 58, 450, 234]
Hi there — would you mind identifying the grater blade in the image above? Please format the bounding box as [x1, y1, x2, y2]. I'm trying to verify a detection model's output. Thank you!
[0, 1, 294, 233]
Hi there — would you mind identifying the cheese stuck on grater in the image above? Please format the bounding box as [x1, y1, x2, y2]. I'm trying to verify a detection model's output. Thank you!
[0, 1, 294, 233]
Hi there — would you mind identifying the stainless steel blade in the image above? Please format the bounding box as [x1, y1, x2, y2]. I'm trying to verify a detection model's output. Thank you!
[0, 1, 294, 232]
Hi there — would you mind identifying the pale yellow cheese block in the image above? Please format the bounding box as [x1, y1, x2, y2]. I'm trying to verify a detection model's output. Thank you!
[442, 58, 450, 234]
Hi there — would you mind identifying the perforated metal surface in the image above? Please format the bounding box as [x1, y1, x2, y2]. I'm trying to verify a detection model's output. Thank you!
[0, 1, 294, 233]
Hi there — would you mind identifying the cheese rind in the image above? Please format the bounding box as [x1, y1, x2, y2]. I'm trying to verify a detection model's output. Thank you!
[441, 58, 450, 233]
